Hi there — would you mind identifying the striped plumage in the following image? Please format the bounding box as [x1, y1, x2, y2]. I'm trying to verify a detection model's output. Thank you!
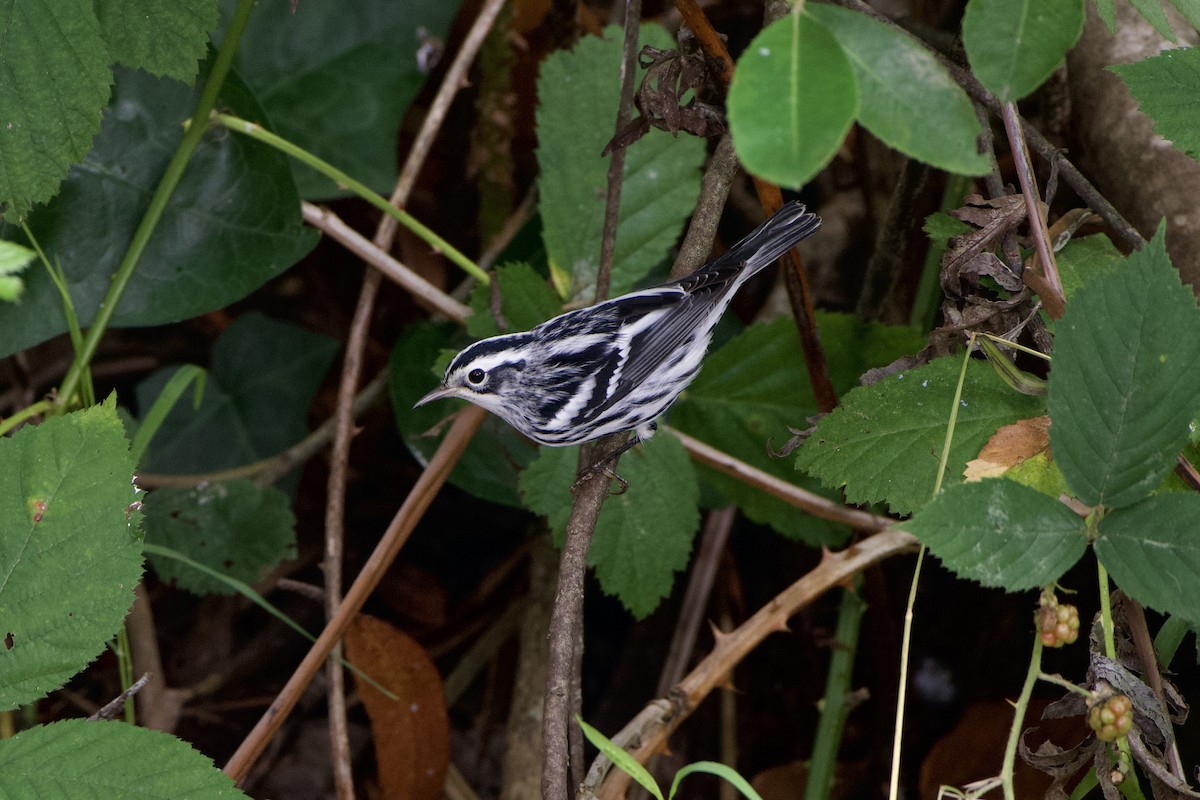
[415, 202, 821, 446]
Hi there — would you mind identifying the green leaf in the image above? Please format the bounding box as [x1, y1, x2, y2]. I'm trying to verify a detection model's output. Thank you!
[466, 262, 562, 339]
[0, 0, 111, 220]
[1128, 0, 1177, 39]
[806, 5, 989, 176]
[578, 717, 664, 800]
[1167, 0, 1200, 31]
[1095, 0, 1116, 31]
[796, 356, 1046, 516]
[671, 314, 925, 544]
[962, 0, 1085, 102]
[143, 480, 296, 595]
[669, 762, 766, 800]
[0, 398, 142, 711]
[390, 323, 538, 507]
[0, 239, 36, 302]
[135, 313, 338, 476]
[0, 66, 317, 358]
[537, 25, 705, 301]
[221, 0, 463, 199]
[0, 719, 250, 798]
[97, 0, 217, 81]
[728, 13, 858, 188]
[905, 480, 1088, 591]
[1095, 494, 1200, 624]
[520, 434, 699, 619]
[1048, 226, 1200, 508]
[1055, 234, 1124, 300]
[1110, 46, 1200, 160]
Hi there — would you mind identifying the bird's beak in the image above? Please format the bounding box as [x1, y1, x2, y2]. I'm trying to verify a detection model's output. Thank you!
[414, 385, 457, 408]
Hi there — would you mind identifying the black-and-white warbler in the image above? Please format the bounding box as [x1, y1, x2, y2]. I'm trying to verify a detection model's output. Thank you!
[416, 202, 821, 448]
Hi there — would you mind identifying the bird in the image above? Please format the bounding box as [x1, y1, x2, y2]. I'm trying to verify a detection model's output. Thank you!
[415, 201, 821, 453]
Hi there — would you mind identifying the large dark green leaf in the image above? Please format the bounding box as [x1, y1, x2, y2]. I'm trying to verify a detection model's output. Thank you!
[0, 719, 250, 798]
[1111, 46, 1200, 161]
[796, 356, 1045, 516]
[220, 0, 463, 198]
[0, 0, 111, 220]
[135, 313, 338, 475]
[672, 314, 925, 544]
[97, 0, 216, 81]
[1048, 226, 1200, 508]
[520, 434, 699, 619]
[1095, 494, 1200, 625]
[0, 66, 316, 358]
[906, 480, 1088, 591]
[537, 25, 705, 302]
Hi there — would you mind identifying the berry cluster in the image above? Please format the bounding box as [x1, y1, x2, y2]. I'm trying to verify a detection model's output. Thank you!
[1036, 600, 1080, 648]
[1089, 694, 1134, 742]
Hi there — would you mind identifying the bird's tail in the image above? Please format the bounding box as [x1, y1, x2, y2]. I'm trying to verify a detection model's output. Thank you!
[708, 201, 821, 278]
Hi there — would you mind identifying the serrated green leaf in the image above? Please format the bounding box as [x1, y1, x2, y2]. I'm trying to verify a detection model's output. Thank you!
[796, 356, 1046, 516]
[1055, 234, 1124, 300]
[1095, 494, 1200, 624]
[1167, 0, 1200, 30]
[97, 0, 217, 81]
[390, 323, 538, 507]
[672, 314, 925, 544]
[962, 0, 1085, 102]
[520, 434, 699, 618]
[1111, 47, 1200, 160]
[221, 0, 463, 198]
[143, 480, 296, 595]
[905, 480, 1088, 590]
[807, 5, 989, 176]
[1128, 0, 1177, 39]
[135, 314, 337, 479]
[0, 0, 111, 220]
[0, 719, 250, 798]
[467, 262, 562, 339]
[728, 13, 857, 189]
[536, 25, 704, 302]
[1048, 226, 1200, 508]
[0, 66, 317, 358]
[0, 239, 35, 302]
[1005, 451, 1070, 498]
[0, 399, 142, 711]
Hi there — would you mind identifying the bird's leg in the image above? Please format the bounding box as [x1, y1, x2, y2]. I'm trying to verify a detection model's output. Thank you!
[572, 434, 641, 494]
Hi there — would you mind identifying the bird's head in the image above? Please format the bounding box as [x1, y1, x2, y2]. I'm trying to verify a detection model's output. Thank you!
[414, 333, 532, 420]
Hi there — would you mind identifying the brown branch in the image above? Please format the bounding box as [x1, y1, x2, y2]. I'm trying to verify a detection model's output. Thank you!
[584, 528, 920, 798]
[667, 426, 892, 531]
[670, 134, 739, 279]
[223, 404, 487, 782]
[543, 3, 643, 797]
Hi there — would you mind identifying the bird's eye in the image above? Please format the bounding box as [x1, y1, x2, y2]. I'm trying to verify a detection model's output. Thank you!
[467, 368, 486, 385]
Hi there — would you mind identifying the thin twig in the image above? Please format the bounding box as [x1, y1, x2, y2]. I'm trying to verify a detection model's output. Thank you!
[1000, 102, 1064, 304]
[587, 529, 920, 799]
[667, 426, 892, 530]
[88, 674, 152, 721]
[669, 134, 739, 280]
[223, 405, 487, 782]
[301, 202, 471, 322]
